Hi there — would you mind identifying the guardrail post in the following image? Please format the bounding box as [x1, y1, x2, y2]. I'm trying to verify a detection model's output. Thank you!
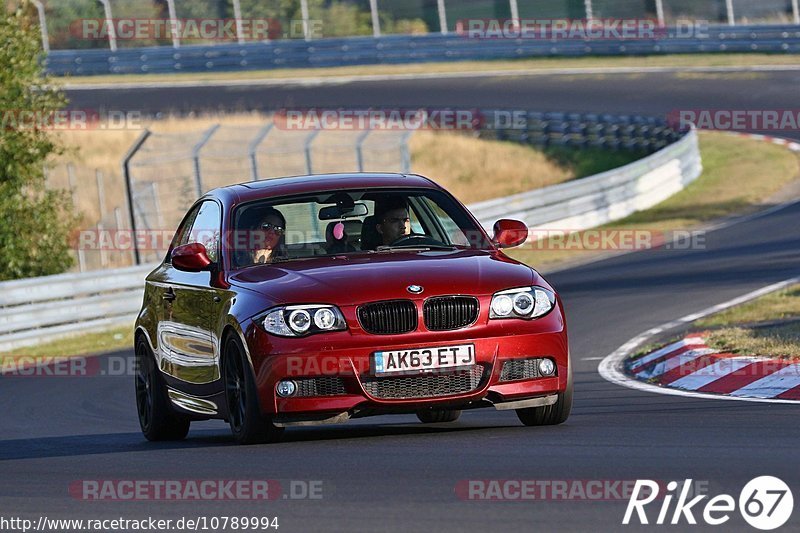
[122, 129, 151, 266]
[31, 1, 49, 53]
[400, 131, 413, 173]
[793, 0, 800, 25]
[725, 0, 735, 26]
[232, 0, 245, 45]
[192, 124, 220, 197]
[437, 0, 448, 34]
[300, 0, 312, 41]
[355, 127, 372, 172]
[97, 0, 117, 52]
[166, 0, 181, 48]
[369, 0, 381, 37]
[249, 123, 274, 181]
[655, 0, 665, 26]
[304, 129, 321, 174]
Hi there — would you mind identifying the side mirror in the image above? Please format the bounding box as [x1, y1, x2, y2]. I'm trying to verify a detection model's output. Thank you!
[492, 219, 529, 249]
[171, 243, 212, 272]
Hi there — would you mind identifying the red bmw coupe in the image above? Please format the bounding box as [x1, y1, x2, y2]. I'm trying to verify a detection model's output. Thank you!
[134, 173, 572, 444]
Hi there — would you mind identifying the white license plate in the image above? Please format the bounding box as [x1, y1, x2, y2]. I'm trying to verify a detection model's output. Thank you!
[373, 344, 475, 375]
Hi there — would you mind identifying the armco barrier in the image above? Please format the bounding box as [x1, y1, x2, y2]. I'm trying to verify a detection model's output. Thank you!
[0, 265, 153, 352]
[468, 128, 701, 232]
[0, 117, 699, 351]
[46, 24, 800, 76]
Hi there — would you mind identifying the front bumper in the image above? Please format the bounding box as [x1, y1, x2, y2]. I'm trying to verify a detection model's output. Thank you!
[245, 313, 569, 420]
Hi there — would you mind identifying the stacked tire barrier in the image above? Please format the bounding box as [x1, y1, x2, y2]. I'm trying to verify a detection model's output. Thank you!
[46, 24, 800, 76]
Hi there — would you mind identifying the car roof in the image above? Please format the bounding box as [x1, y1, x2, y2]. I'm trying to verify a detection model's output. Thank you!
[206, 173, 442, 206]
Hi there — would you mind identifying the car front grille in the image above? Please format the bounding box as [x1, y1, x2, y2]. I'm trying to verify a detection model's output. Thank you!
[361, 365, 485, 400]
[499, 358, 544, 382]
[358, 300, 418, 335]
[423, 296, 479, 331]
[294, 377, 348, 397]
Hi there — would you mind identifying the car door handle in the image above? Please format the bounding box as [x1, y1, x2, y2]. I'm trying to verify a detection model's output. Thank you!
[162, 288, 176, 302]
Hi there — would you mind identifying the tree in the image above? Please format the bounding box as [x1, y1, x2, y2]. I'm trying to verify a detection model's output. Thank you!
[0, 6, 78, 280]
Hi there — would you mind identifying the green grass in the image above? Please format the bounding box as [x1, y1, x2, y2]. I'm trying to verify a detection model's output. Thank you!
[508, 131, 800, 271]
[57, 53, 800, 86]
[0, 325, 134, 362]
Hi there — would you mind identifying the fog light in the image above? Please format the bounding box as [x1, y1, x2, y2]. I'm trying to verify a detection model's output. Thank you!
[276, 380, 297, 397]
[538, 358, 555, 376]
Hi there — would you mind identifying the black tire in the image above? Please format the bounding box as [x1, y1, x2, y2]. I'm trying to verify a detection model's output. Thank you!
[135, 336, 190, 441]
[516, 362, 573, 427]
[223, 335, 284, 445]
[416, 409, 462, 423]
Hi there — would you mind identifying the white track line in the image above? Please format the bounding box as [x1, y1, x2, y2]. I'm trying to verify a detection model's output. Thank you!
[61, 64, 800, 91]
[598, 275, 800, 404]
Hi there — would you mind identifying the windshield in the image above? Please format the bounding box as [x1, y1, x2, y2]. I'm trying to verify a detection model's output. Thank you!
[230, 188, 490, 268]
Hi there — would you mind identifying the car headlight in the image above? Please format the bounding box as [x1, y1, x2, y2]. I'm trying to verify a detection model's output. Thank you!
[490, 287, 555, 320]
[258, 305, 347, 337]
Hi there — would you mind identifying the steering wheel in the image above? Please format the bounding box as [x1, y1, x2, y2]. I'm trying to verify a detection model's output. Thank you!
[389, 234, 448, 247]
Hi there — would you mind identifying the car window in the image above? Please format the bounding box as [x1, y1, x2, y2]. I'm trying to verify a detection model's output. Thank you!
[231, 188, 488, 268]
[178, 201, 221, 263]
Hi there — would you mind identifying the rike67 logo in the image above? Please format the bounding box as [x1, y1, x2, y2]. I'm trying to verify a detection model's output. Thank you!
[624, 477, 793, 530]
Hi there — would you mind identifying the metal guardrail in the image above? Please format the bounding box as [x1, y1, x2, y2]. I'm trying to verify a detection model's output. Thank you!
[469, 127, 701, 232]
[0, 265, 153, 352]
[2, 109, 697, 350]
[46, 24, 800, 76]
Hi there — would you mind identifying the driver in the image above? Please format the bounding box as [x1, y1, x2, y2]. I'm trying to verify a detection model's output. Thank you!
[375, 197, 411, 246]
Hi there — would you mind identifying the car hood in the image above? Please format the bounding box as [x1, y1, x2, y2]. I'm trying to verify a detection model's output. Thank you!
[228, 249, 538, 306]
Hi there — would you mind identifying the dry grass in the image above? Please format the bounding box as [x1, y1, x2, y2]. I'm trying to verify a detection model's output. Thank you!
[695, 285, 800, 328]
[507, 131, 800, 272]
[53, 115, 637, 226]
[58, 53, 800, 86]
[705, 323, 800, 359]
[0, 325, 134, 362]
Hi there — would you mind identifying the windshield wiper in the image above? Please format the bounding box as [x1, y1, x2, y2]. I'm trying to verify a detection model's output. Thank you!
[375, 244, 458, 252]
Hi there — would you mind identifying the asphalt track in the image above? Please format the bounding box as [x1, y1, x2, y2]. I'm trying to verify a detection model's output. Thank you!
[64, 69, 800, 140]
[2, 70, 799, 532]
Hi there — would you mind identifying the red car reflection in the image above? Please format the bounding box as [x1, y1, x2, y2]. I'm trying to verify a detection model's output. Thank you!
[134, 173, 572, 444]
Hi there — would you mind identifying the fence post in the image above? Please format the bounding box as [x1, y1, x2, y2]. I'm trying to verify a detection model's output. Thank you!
[437, 0, 448, 34]
[300, 0, 311, 40]
[400, 131, 413, 173]
[355, 128, 372, 172]
[584, 0, 594, 20]
[66, 164, 77, 208]
[31, 1, 49, 53]
[166, 0, 181, 48]
[95, 169, 106, 219]
[231, 0, 245, 45]
[122, 129, 152, 266]
[97, 0, 117, 52]
[793, 0, 800, 25]
[151, 182, 165, 229]
[249, 123, 274, 181]
[655, 0, 665, 26]
[192, 124, 220, 197]
[304, 129, 321, 174]
[369, 0, 381, 37]
[725, 0, 735, 25]
[509, 0, 520, 28]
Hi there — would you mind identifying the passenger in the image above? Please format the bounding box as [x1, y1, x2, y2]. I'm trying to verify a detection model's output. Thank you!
[252, 207, 286, 264]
